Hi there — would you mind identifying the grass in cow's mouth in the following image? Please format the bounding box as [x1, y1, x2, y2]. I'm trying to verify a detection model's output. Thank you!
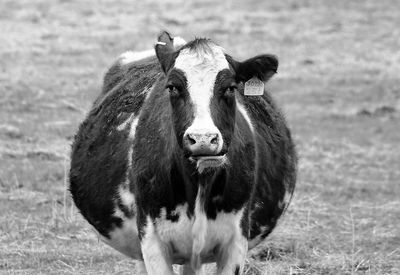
[190, 155, 228, 173]
[189, 154, 226, 160]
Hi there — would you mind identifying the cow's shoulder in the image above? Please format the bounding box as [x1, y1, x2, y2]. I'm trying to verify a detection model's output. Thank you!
[238, 90, 297, 247]
[85, 56, 161, 135]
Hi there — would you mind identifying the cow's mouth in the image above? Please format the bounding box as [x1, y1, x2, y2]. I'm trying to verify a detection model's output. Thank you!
[189, 154, 227, 173]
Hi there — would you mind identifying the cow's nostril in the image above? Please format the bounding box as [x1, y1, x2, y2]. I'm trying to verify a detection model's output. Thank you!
[187, 135, 196, 145]
[210, 136, 218, 145]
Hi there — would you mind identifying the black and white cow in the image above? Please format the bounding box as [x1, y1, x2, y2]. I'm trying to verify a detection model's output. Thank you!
[70, 31, 297, 275]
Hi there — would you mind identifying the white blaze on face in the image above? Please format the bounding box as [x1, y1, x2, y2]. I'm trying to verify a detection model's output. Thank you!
[174, 44, 229, 152]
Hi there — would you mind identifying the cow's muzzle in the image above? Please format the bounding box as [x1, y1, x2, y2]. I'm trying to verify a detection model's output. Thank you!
[183, 131, 222, 156]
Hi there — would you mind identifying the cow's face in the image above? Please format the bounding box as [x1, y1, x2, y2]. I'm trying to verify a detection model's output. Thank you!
[169, 43, 236, 170]
[155, 32, 278, 173]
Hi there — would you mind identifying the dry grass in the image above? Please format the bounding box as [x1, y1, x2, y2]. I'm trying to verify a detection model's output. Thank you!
[1, 0, 399, 274]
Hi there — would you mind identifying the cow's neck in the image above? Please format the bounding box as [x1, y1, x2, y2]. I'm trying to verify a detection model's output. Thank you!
[172, 153, 225, 217]
[190, 167, 226, 218]
[196, 171, 219, 212]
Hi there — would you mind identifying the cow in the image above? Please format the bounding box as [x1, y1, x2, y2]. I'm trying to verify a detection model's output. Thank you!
[69, 31, 297, 275]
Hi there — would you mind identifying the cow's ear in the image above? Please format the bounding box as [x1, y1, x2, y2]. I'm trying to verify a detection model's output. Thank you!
[155, 31, 176, 73]
[226, 54, 278, 83]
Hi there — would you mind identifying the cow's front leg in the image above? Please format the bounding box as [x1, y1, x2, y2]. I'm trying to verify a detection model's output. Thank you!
[136, 261, 148, 275]
[216, 234, 248, 275]
[140, 216, 174, 275]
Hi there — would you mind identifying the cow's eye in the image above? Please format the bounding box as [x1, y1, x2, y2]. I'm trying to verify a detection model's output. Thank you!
[225, 85, 237, 95]
[166, 85, 180, 97]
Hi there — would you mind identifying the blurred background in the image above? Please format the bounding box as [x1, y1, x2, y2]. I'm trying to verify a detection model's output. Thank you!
[1, 0, 399, 274]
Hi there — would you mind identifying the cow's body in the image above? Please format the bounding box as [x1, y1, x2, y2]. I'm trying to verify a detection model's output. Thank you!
[70, 32, 297, 275]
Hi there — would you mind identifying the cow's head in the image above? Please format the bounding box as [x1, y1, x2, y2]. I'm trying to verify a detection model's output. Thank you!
[155, 31, 278, 173]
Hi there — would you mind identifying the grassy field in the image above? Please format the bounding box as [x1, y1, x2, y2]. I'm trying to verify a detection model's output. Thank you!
[1, 0, 399, 274]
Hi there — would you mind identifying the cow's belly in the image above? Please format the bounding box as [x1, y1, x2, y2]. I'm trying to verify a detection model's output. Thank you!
[102, 216, 142, 259]
[103, 202, 246, 263]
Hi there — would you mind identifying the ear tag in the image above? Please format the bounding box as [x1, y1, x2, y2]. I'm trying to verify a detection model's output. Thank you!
[244, 77, 264, 96]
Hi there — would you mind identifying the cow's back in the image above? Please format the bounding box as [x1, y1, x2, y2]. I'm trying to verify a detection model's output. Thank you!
[69, 56, 161, 242]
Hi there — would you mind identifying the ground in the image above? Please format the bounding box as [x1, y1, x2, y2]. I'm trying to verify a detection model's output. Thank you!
[0, 0, 399, 274]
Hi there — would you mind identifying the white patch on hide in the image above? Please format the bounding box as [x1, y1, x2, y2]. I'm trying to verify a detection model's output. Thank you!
[236, 100, 254, 134]
[119, 185, 135, 211]
[212, 209, 247, 274]
[248, 225, 269, 249]
[103, 216, 141, 259]
[116, 85, 153, 140]
[104, 170, 139, 258]
[191, 187, 208, 270]
[147, 199, 247, 273]
[206, 209, 245, 249]
[141, 216, 174, 275]
[173, 36, 187, 48]
[155, 204, 193, 259]
[117, 113, 135, 131]
[128, 117, 140, 140]
[119, 49, 155, 65]
[116, 113, 139, 140]
[126, 146, 133, 170]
